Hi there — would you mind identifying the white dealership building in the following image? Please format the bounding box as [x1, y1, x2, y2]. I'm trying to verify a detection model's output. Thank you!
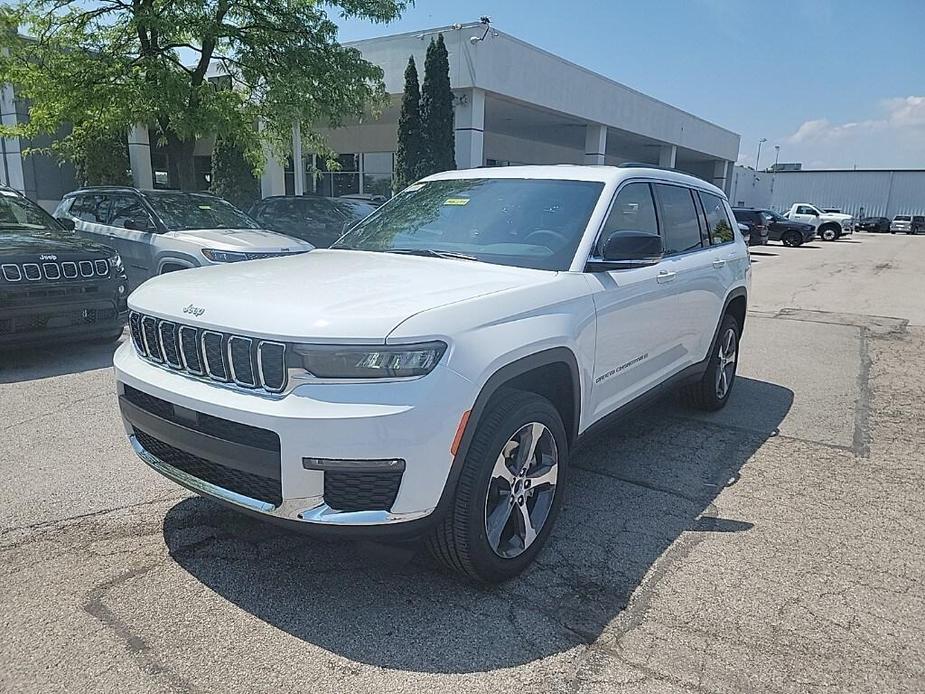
[2, 21, 740, 206]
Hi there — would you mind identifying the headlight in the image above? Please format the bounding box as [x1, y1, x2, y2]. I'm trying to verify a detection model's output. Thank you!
[293, 341, 447, 379]
[202, 249, 248, 263]
[108, 254, 124, 272]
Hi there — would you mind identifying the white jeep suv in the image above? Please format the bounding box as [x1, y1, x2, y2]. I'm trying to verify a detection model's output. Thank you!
[54, 187, 313, 291]
[114, 165, 750, 582]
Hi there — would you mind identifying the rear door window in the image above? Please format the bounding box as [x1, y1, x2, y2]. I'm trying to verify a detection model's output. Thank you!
[701, 192, 736, 245]
[70, 194, 111, 224]
[654, 184, 703, 255]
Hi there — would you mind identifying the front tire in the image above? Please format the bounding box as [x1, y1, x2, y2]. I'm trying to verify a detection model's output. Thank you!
[427, 390, 568, 583]
[820, 226, 839, 241]
[679, 314, 740, 411]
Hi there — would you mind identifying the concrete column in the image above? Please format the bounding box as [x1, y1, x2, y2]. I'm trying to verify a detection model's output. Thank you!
[291, 121, 304, 196]
[712, 160, 731, 194]
[658, 144, 677, 169]
[127, 124, 153, 189]
[584, 124, 607, 165]
[454, 87, 485, 169]
[258, 121, 286, 198]
[0, 67, 26, 191]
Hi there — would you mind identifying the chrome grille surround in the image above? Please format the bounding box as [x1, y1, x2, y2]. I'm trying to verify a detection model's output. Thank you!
[23, 263, 41, 280]
[42, 262, 61, 280]
[1, 264, 22, 281]
[129, 311, 288, 395]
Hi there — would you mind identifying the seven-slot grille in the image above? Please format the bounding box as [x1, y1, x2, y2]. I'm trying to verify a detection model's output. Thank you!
[129, 311, 287, 393]
[1, 259, 109, 282]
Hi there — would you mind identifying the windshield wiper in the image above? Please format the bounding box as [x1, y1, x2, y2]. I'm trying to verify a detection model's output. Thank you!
[386, 248, 478, 261]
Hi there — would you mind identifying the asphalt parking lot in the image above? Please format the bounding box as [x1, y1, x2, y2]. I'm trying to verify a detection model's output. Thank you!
[2, 233, 924, 693]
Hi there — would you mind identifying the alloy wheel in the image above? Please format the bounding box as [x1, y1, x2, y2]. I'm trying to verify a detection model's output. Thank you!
[484, 422, 559, 559]
[715, 327, 738, 400]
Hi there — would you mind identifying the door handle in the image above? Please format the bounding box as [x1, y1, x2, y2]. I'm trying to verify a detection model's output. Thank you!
[712, 258, 726, 268]
[656, 270, 677, 284]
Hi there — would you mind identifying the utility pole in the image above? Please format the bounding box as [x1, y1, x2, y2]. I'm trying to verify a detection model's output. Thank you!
[773, 145, 781, 169]
[755, 138, 767, 172]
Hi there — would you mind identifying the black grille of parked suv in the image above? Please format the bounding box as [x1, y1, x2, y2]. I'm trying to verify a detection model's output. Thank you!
[1, 259, 108, 282]
[129, 311, 288, 393]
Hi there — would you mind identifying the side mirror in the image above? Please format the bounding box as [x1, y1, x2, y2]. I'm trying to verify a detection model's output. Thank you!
[57, 217, 76, 231]
[587, 230, 663, 272]
[124, 216, 153, 232]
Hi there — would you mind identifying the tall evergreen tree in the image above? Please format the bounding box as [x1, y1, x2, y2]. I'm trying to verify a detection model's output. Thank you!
[394, 55, 424, 191]
[420, 33, 456, 175]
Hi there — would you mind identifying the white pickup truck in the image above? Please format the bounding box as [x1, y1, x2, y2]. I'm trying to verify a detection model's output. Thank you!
[783, 203, 855, 241]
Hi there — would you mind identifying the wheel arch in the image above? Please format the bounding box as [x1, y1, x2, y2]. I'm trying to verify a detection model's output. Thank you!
[433, 347, 581, 522]
[156, 253, 200, 274]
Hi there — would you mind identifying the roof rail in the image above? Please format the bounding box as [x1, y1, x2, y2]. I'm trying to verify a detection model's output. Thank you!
[617, 161, 677, 172]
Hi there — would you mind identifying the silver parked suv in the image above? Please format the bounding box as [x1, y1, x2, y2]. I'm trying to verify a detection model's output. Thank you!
[54, 187, 313, 290]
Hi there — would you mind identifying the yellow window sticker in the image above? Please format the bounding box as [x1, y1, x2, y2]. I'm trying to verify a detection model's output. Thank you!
[443, 197, 470, 206]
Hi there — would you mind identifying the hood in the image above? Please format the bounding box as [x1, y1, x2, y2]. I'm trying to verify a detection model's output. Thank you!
[0, 229, 115, 261]
[820, 212, 853, 221]
[167, 227, 313, 252]
[128, 249, 553, 342]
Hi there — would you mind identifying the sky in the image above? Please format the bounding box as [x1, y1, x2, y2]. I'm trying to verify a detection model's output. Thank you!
[335, 0, 925, 170]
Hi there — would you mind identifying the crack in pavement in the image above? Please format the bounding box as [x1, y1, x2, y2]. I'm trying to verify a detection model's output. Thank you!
[82, 562, 194, 693]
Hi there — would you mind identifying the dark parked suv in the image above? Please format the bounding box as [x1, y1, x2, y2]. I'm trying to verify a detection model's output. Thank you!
[0, 187, 128, 349]
[248, 195, 378, 248]
[857, 216, 891, 233]
[733, 208, 815, 247]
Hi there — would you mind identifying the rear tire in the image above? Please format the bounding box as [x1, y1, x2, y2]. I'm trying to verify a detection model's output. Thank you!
[679, 314, 740, 411]
[427, 389, 568, 583]
[782, 231, 802, 247]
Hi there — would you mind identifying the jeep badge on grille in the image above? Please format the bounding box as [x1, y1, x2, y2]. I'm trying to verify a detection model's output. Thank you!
[183, 304, 206, 317]
[39, 254, 58, 261]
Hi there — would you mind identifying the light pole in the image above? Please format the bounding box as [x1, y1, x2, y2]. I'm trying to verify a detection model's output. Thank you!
[773, 145, 781, 169]
[755, 138, 767, 172]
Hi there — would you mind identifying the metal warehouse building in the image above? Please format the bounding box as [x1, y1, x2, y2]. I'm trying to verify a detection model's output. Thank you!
[768, 170, 925, 218]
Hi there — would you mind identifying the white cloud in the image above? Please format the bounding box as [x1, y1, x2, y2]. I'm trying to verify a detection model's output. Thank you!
[885, 96, 925, 128]
[780, 96, 925, 168]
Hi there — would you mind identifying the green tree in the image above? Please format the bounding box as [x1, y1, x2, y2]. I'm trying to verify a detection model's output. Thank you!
[71, 129, 132, 186]
[419, 33, 455, 176]
[211, 137, 259, 210]
[0, 0, 407, 191]
[394, 55, 423, 191]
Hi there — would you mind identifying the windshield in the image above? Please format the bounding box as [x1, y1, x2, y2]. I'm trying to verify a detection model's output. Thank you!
[145, 192, 259, 231]
[333, 178, 605, 271]
[0, 190, 67, 234]
[331, 199, 378, 221]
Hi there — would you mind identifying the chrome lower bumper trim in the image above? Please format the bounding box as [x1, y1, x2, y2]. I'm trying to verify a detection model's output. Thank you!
[130, 434, 276, 513]
[129, 435, 434, 526]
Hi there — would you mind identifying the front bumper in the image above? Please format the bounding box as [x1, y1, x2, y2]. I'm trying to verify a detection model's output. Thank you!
[0, 282, 128, 348]
[114, 342, 476, 533]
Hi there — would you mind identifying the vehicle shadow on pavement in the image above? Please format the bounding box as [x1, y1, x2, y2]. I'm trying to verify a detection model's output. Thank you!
[0, 332, 125, 383]
[163, 376, 792, 673]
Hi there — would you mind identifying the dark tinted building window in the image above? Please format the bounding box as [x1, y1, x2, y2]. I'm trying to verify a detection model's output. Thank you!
[703, 193, 735, 244]
[654, 184, 702, 254]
